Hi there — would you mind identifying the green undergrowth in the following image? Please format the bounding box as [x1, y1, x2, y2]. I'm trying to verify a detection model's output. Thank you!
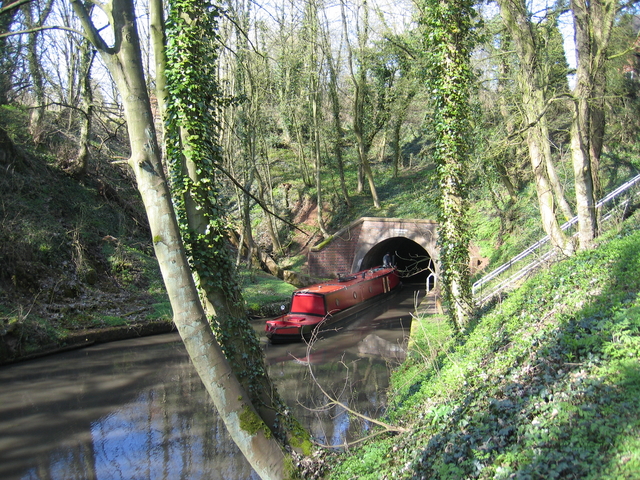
[468, 152, 639, 280]
[239, 270, 298, 316]
[330, 214, 640, 479]
[0, 107, 175, 362]
[470, 183, 545, 276]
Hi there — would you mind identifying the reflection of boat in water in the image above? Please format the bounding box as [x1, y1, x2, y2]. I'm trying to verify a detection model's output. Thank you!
[265, 266, 401, 343]
[357, 334, 406, 362]
[276, 334, 407, 366]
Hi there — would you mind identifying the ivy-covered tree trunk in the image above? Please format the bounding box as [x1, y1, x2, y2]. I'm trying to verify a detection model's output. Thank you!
[69, 1, 289, 478]
[162, 0, 307, 454]
[419, 0, 475, 332]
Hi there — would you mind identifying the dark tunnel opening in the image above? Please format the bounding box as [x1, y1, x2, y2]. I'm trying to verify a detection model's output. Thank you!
[360, 237, 434, 286]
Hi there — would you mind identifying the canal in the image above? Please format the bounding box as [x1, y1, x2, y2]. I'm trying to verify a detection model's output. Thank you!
[0, 285, 425, 480]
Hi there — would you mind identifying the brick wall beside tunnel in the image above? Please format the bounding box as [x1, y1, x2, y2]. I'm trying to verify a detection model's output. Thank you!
[307, 222, 363, 278]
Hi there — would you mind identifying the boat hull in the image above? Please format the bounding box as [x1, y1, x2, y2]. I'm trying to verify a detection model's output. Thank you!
[265, 266, 400, 342]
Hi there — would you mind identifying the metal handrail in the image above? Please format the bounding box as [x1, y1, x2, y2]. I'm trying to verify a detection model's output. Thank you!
[426, 272, 437, 292]
[473, 172, 640, 302]
[476, 249, 557, 305]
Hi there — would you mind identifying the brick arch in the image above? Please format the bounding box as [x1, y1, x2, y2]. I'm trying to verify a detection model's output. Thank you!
[307, 217, 439, 280]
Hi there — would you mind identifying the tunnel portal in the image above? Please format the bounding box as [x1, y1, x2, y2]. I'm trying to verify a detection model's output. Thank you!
[359, 237, 434, 285]
[307, 217, 439, 288]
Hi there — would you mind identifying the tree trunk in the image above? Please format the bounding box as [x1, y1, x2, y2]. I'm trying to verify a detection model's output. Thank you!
[544, 142, 574, 220]
[254, 155, 283, 256]
[293, 120, 312, 187]
[241, 170, 258, 267]
[71, 38, 94, 178]
[530, 127, 572, 252]
[313, 95, 329, 237]
[0, 1, 19, 105]
[342, 0, 380, 208]
[352, 73, 381, 207]
[21, 0, 53, 145]
[162, 0, 297, 437]
[392, 120, 401, 177]
[149, 0, 167, 122]
[322, 16, 351, 207]
[306, 0, 329, 238]
[360, 147, 381, 208]
[259, 147, 284, 255]
[569, 0, 615, 250]
[70, 2, 288, 477]
[420, 0, 475, 332]
[497, 0, 573, 255]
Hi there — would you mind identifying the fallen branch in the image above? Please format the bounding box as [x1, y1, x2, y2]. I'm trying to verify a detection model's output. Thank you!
[290, 326, 409, 450]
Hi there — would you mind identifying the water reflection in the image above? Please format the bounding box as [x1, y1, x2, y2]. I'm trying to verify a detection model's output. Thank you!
[0, 285, 424, 480]
[1, 337, 259, 480]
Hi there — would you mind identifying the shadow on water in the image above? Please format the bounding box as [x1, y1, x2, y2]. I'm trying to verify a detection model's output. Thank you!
[0, 336, 257, 480]
[0, 285, 426, 480]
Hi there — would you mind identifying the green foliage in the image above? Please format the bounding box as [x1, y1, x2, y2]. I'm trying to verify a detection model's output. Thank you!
[328, 214, 640, 479]
[104, 243, 147, 287]
[469, 183, 546, 275]
[0, 108, 144, 288]
[146, 297, 173, 321]
[330, 438, 397, 480]
[0, 106, 174, 363]
[280, 255, 307, 271]
[601, 12, 640, 147]
[289, 430, 313, 457]
[377, 165, 440, 219]
[239, 270, 296, 315]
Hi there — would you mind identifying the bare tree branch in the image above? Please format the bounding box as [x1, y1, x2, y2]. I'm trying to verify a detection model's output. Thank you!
[212, 159, 310, 236]
[0, 0, 31, 16]
[69, 0, 111, 53]
[0, 24, 82, 39]
[290, 325, 408, 450]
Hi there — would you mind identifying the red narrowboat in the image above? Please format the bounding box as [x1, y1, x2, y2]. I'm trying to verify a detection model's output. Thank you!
[265, 266, 400, 342]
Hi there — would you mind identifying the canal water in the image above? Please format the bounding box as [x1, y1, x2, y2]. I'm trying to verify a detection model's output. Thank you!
[0, 285, 425, 480]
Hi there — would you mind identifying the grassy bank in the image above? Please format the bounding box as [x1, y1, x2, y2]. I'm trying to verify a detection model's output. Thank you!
[329, 213, 640, 479]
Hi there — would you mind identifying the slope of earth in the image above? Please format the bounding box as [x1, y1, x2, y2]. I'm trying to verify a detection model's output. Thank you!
[0, 108, 175, 364]
[329, 212, 640, 479]
[0, 107, 303, 365]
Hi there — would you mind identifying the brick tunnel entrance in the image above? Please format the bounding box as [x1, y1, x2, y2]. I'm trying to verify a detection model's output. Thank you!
[359, 236, 434, 286]
[307, 217, 439, 288]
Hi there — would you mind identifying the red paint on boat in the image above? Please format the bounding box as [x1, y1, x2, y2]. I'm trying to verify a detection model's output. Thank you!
[265, 266, 400, 342]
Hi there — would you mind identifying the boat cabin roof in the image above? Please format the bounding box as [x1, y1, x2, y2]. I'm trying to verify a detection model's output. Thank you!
[294, 267, 393, 296]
